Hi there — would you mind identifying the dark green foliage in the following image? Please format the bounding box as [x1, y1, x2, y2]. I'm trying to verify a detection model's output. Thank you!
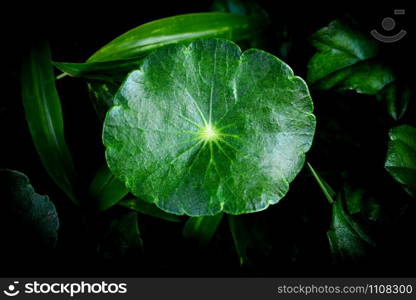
[307, 19, 411, 120]
[98, 212, 143, 259]
[385, 125, 416, 197]
[307, 19, 393, 94]
[7, 2, 415, 274]
[228, 214, 271, 265]
[89, 164, 128, 211]
[183, 214, 224, 245]
[328, 193, 375, 263]
[120, 198, 182, 222]
[0, 169, 59, 248]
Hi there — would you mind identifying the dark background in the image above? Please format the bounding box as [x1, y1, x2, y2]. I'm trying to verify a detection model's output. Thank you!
[1, 1, 415, 277]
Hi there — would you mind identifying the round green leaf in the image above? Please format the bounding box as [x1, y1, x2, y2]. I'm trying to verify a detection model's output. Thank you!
[103, 39, 315, 216]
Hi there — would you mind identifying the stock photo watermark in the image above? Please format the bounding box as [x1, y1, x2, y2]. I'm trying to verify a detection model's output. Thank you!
[2, 280, 127, 297]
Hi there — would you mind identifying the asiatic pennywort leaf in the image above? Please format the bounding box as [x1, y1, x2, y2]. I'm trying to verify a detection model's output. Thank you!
[103, 39, 315, 216]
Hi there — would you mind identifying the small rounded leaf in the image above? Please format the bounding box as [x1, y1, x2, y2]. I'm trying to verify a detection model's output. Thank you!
[103, 39, 315, 216]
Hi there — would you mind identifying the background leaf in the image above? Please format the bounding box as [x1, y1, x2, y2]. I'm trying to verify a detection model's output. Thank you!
[120, 198, 182, 222]
[228, 214, 271, 265]
[87, 81, 120, 120]
[53, 59, 141, 81]
[182, 213, 223, 245]
[211, 0, 267, 19]
[0, 169, 59, 248]
[97, 212, 143, 259]
[307, 165, 379, 262]
[55, 59, 143, 120]
[307, 19, 394, 94]
[385, 125, 416, 197]
[344, 185, 381, 222]
[210, 0, 268, 48]
[328, 193, 375, 263]
[89, 164, 128, 211]
[21, 41, 78, 204]
[87, 12, 266, 63]
[377, 82, 411, 121]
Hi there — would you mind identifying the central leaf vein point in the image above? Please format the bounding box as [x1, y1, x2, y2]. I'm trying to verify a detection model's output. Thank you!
[198, 122, 220, 142]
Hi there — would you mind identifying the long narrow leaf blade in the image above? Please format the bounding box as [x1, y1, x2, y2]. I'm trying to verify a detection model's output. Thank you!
[53, 59, 141, 81]
[119, 198, 182, 222]
[87, 12, 266, 62]
[21, 41, 78, 204]
[89, 164, 128, 211]
[182, 213, 223, 245]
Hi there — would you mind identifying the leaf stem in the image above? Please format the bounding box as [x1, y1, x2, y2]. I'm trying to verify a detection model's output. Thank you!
[307, 162, 335, 205]
[56, 72, 68, 80]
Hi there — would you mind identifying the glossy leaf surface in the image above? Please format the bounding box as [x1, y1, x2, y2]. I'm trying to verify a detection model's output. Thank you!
[103, 39, 315, 216]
